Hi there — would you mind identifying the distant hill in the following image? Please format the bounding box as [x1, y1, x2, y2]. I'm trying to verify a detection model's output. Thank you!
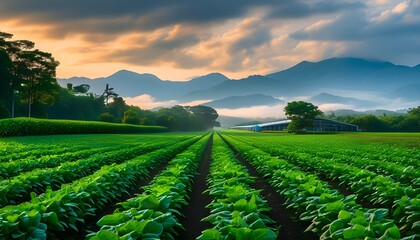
[390, 84, 420, 101]
[182, 57, 420, 101]
[58, 71, 229, 100]
[310, 93, 378, 108]
[58, 57, 420, 114]
[202, 94, 283, 109]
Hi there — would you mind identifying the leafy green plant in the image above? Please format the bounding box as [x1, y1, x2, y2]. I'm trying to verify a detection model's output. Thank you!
[0, 117, 167, 137]
[198, 135, 277, 239]
[0, 134, 204, 239]
[88, 134, 210, 239]
[220, 132, 408, 239]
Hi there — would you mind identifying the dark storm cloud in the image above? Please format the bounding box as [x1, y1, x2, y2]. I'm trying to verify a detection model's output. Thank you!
[289, 0, 420, 66]
[267, 1, 364, 19]
[0, 0, 364, 37]
[291, 2, 420, 41]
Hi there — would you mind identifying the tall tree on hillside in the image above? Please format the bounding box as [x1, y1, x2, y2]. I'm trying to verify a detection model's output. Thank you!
[0, 31, 59, 118]
[101, 84, 118, 104]
[0, 49, 12, 118]
[284, 101, 323, 132]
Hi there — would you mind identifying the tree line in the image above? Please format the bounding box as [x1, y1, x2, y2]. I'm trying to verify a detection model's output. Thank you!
[327, 107, 420, 132]
[284, 101, 419, 132]
[0, 31, 219, 131]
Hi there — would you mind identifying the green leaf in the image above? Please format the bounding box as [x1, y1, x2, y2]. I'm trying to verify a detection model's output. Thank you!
[143, 220, 163, 235]
[329, 219, 345, 233]
[197, 229, 222, 240]
[231, 228, 251, 239]
[338, 210, 352, 221]
[250, 228, 277, 240]
[372, 209, 389, 221]
[343, 228, 365, 239]
[11, 232, 26, 239]
[325, 201, 345, 213]
[249, 219, 266, 230]
[140, 195, 160, 210]
[117, 220, 143, 236]
[91, 230, 120, 240]
[28, 228, 47, 240]
[232, 211, 246, 228]
[158, 196, 171, 212]
[234, 199, 248, 211]
[350, 216, 368, 226]
[245, 194, 258, 213]
[384, 225, 400, 239]
[97, 212, 131, 226]
[28, 210, 42, 227]
[43, 212, 63, 231]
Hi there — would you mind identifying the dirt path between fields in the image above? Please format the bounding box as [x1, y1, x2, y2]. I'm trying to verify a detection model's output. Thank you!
[177, 134, 213, 239]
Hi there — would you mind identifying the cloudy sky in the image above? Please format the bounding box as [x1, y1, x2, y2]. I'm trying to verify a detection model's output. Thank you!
[1, 0, 419, 80]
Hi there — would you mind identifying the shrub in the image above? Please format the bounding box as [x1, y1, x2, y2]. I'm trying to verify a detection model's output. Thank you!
[98, 112, 117, 123]
[0, 118, 167, 137]
[122, 110, 140, 125]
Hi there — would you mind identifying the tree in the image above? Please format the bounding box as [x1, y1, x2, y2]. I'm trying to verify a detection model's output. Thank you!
[284, 101, 323, 132]
[17, 49, 60, 117]
[107, 97, 127, 122]
[351, 115, 389, 132]
[187, 105, 219, 130]
[98, 112, 117, 123]
[122, 109, 140, 125]
[0, 31, 59, 118]
[101, 84, 118, 104]
[67, 83, 90, 95]
[0, 50, 12, 118]
[398, 106, 420, 132]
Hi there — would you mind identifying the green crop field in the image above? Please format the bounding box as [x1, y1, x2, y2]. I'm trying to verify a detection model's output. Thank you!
[0, 131, 418, 239]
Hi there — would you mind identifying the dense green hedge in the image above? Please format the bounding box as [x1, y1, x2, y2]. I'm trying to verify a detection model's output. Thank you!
[0, 118, 168, 137]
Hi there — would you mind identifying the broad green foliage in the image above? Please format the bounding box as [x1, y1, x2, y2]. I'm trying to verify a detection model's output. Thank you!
[0, 139, 178, 207]
[197, 135, 277, 240]
[88, 134, 210, 239]
[220, 132, 417, 239]
[222, 131, 419, 237]
[0, 131, 417, 239]
[0, 118, 167, 137]
[284, 101, 323, 132]
[0, 133, 204, 239]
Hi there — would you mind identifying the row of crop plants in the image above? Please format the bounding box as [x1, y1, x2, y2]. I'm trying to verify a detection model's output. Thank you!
[223, 132, 419, 237]
[0, 134, 205, 239]
[197, 134, 277, 239]
[0, 143, 91, 163]
[0, 144, 136, 178]
[87, 133, 211, 239]
[220, 133, 412, 239]
[0, 137, 188, 207]
[224, 132, 418, 182]
[0, 132, 192, 162]
[226, 132, 418, 189]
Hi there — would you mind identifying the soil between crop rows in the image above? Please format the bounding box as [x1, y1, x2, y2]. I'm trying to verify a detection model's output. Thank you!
[178, 134, 213, 239]
[219, 134, 318, 240]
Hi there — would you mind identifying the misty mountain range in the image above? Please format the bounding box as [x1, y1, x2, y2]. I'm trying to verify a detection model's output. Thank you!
[58, 57, 420, 114]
